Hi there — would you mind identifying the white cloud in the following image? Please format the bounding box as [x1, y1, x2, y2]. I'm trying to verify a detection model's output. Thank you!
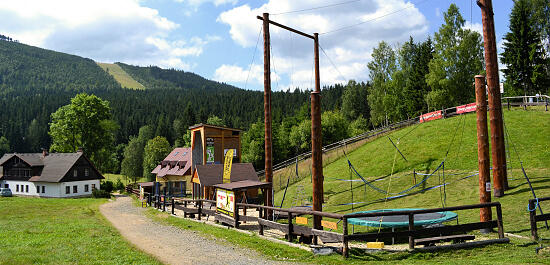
[463, 21, 483, 35]
[435, 7, 441, 18]
[0, 0, 218, 70]
[217, 0, 428, 89]
[214, 63, 280, 87]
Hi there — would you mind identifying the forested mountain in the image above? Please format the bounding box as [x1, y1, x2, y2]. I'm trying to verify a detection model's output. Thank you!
[0, 39, 344, 155]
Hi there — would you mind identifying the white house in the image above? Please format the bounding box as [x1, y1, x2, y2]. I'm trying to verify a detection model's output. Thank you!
[0, 149, 103, 198]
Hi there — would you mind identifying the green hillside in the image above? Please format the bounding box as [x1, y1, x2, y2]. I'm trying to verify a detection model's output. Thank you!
[275, 107, 550, 238]
[0, 40, 343, 161]
[97, 63, 145, 90]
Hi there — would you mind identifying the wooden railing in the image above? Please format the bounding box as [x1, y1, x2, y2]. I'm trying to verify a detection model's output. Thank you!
[529, 196, 550, 240]
[164, 198, 507, 257]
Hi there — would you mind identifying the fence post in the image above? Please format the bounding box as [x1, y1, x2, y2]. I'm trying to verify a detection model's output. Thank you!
[529, 199, 538, 241]
[183, 201, 188, 218]
[496, 203, 504, 238]
[258, 207, 264, 235]
[343, 217, 349, 258]
[287, 212, 293, 242]
[235, 205, 240, 229]
[171, 198, 175, 215]
[163, 196, 166, 212]
[197, 200, 202, 221]
[408, 213, 415, 249]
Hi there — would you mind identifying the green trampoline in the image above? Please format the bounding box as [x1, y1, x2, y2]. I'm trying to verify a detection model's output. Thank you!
[347, 208, 458, 228]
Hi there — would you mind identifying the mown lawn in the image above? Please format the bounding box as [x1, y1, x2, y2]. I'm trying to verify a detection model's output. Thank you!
[0, 197, 160, 265]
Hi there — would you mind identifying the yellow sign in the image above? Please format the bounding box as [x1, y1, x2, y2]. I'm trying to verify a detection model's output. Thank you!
[296, 217, 308, 225]
[223, 149, 234, 183]
[321, 220, 338, 230]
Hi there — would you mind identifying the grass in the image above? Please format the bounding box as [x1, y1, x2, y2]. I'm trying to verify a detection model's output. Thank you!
[144, 196, 550, 264]
[0, 197, 161, 264]
[103, 173, 148, 185]
[274, 107, 550, 238]
[97, 62, 145, 90]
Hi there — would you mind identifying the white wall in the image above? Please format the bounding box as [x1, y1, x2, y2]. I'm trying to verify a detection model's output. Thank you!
[3, 179, 100, 198]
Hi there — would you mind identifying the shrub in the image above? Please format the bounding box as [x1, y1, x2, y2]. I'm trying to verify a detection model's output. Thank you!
[114, 179, 124, 192]
[92, 189, 111, 198]
[101, 180, 113, 193]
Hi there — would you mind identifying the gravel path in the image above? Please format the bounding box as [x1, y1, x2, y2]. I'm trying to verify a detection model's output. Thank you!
[100, 195, 285, 265]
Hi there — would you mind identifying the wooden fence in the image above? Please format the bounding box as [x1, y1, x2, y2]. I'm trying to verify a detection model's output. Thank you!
[529, 196, 550, 241]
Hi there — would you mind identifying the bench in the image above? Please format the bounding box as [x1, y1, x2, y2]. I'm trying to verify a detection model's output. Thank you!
[414, 234, 475, 246]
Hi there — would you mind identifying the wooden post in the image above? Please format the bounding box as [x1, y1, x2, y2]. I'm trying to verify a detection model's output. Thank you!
[342, 217, 349, 258]
[234, 204, 240, 228]
[183, 201, 188, 218]
[197, 200, 202, 221]
[408, 213, 415, 249]
[171, 198, 175, 215]
[163, 196, 166, 212]
[479, 0, 508, 196]
[258, 206, 264, 236]
[262, 12, 274, 219]
[529, 199, 538, 241]
[496, 203, 504, 238]
[287, 212, 293, 242]
[475, 75, 492, 229]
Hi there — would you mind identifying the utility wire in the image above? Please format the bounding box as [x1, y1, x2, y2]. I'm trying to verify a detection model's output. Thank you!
[320, 0, 431, 35]
[244, 26, 262, 91]
[319, 43, 348, 82]
[272, 0, 362, 15]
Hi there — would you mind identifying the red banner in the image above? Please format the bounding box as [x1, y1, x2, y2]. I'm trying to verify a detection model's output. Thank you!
[456, 103, 476, 114]
[420, 110, 442, 123]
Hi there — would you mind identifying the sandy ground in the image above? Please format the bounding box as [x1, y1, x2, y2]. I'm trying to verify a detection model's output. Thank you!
[100, 195, 285, 265]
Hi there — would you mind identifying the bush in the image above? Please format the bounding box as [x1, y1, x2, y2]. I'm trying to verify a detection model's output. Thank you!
[101, 180, 114, 193]
[114, 179, 124, 192]
[92, 189, 111, 198]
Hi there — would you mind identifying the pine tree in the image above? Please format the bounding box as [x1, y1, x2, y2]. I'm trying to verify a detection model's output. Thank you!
[501, 0, 550, 96]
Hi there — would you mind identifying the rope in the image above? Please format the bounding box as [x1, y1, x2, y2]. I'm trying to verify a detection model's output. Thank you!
[244, 26, 262, 90]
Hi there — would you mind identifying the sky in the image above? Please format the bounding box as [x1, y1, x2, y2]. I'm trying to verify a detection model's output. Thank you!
[0, 0, 515, 91]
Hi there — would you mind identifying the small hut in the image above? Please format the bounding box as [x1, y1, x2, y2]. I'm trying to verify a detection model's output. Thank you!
[191, 163, 259, 200]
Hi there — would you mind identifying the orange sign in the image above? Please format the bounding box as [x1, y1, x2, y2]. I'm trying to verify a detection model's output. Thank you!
[296, 217, 308, 225]
[321, 220, 338, 230]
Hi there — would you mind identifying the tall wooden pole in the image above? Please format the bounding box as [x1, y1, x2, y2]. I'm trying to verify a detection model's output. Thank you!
[479, 0, 507, 197]
[475, 75, 492, 230]
[311, 33, 323, 231]
[262, 13, 273, 213]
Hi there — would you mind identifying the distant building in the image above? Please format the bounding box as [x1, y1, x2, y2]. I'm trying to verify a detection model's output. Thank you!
[0, 149, 103, 197]
[151, 147, 192, 196]
[192, 163, 259, 200]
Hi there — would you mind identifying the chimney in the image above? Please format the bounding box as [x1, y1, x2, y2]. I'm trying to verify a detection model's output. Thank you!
[77, 147, 84, 154]
[41, 148, 48, 157]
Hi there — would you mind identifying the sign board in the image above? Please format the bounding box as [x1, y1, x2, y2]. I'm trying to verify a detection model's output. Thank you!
[457, 103, 476, 114]
[216, 189, 235, 217]
[206, 138, 215, 164]
[296, 217, 308, 225]
[419, 110, 442, 123]
[224, 148, 237, 157]
[223, 149, 234, 184]
[321, 220, 338, 230]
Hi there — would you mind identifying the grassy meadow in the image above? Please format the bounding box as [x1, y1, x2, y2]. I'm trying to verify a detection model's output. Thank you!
[0, 197, 160, 264]
[97, 62, 145, 90]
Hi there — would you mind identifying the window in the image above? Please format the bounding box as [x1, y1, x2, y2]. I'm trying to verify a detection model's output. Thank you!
[42, 186, 45, 193]
[73, 185, 77, 193]
[85, 168, 89, 177]
[26, 185, 29, 193]
[73, 169, 78, 177]
[4, 184, 8, 188]
[36, 186, 40, 193]
[92, 184, 96, 190]
[16, 185, 19, 192]
[66, 186, 70, 194]
[85, 185, 89, 192]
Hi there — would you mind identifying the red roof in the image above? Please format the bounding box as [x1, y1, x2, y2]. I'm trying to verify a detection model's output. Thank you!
[152, 147, 192, 177]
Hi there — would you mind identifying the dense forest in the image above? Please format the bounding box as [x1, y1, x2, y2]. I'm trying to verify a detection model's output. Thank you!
[0, 39, 343, 160]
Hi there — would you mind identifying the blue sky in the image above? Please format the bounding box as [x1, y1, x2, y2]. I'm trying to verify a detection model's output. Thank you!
[0, 0, 514, 91]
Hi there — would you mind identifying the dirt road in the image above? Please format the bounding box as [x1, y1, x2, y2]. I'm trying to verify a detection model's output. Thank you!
[100, 195, 284, 265]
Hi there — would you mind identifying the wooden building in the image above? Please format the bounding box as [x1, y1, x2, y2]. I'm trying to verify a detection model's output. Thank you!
[192, 163, 259, 200]
[150, 147, 192, 196]
[189, 124, 241, 173]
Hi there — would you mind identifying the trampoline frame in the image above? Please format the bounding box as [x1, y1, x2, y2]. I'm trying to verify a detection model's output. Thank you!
[347, 208, 458, 228]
